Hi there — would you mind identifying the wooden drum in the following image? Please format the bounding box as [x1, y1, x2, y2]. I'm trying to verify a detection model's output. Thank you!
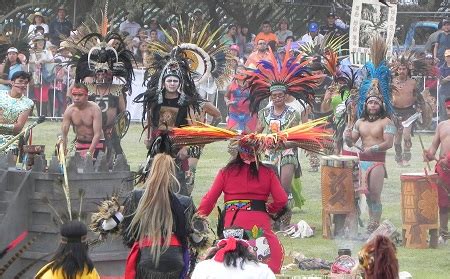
[321, 155, 359, 239]
[400, 172, 439, 249]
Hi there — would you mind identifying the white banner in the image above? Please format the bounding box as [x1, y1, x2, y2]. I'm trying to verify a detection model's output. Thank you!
[349, 0, 397, 65]
[127, 69, 146, 121]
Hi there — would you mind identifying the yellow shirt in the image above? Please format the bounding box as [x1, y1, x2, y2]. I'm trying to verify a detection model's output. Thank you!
[35, 262, 100, 279]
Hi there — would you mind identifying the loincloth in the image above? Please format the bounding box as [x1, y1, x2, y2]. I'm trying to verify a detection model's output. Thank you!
[75, 139, 105, 158]
[436, 154, 450, 208]
[358, 152, 387, 194]
[394, 105, 417, 128]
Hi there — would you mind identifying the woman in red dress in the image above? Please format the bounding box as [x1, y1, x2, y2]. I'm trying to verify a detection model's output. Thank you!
[197, 143, 287, 274]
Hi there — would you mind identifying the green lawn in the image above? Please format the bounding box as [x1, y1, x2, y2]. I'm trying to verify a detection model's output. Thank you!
[31, 121, 449, 278]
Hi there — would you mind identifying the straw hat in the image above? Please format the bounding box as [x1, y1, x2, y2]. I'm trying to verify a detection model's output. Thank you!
[32, 34, 45, 42]
[57, 41, 71, 52]
[27, 12, 46, 23]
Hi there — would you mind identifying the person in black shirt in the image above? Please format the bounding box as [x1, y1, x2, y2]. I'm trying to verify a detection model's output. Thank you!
[319, 12, 348, 37]
[49, 6, 73, 47]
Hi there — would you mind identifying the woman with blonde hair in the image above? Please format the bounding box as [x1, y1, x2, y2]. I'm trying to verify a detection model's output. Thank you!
[121, 152, 195, 279]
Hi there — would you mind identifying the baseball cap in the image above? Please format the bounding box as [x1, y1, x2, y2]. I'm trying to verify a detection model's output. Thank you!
[443, 18, 450, 25]
[7, 47, 18, 53]
[230, 44, 240, 52]
[445, 49, 450, 57]
[309, 22, 319, 33]
[327, 12, 336, 18]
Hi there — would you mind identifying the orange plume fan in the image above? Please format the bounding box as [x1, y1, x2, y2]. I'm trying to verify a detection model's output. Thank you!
[100, 0, 109, 37]
[171, 122, 238, 146]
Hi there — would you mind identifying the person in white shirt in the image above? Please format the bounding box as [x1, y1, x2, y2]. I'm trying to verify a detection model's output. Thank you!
[191, 237, 275, 279]
[119, 12, 141, 37]
[27, 12, 49, 36]
[301, 22, 324, 46]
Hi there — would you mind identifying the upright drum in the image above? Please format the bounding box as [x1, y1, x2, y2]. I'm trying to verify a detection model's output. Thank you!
[321, 155, 359, 239]
[400, 172, 439, 248]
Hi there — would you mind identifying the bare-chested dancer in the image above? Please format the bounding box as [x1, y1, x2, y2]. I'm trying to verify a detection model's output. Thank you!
[393, 64, 419, 166]
[62, 83, 104, 158]
[424, 97, 450, 242]
[345, 96, 396, 233]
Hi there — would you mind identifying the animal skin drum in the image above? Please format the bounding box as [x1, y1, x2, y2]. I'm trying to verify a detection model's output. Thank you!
[321, 155, 359, 239]
[400, 172, 439, 249]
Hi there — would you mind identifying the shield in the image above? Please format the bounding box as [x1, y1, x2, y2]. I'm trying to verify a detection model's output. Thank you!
[416, 92, 434, 130]
[114, 111, 131, 139]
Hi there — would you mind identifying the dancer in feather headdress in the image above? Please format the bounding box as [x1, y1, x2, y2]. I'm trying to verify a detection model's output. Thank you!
[244, 46, 328, 228]
[300, 34, 348, 170]
[65, 0, 134, 165]
[344, 36, 397, 234]
[390, 47, 430, 166]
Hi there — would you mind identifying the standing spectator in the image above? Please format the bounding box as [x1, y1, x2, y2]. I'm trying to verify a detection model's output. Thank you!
[220, 24, 237, 46]
[439, 49, 450, 121]
[29, 34, 53, 116]
[237, 25, 254, 60]
[0, 47, 26, 93]
[134, 41, 149, 66]
[49, 58, 67, 117]
[254, 21, 278, 45]
[434, 18, 450, 66]
[319, 12, 348, 36]
[275, 18, 292, 46]
[301, 22, 324, 45]
[148, 18, 166, 42]
[27, 12, 49, 36]
[119, 12, 141, 38]
[245, 39, 270, 68]
[132, 27, 149, 52]
[48, 6, 73, 47]
[424, 21, 443, 54]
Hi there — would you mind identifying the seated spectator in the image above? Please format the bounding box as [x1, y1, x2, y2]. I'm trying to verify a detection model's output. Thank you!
[275, 18, 292, 46]
[148, 18, 166, 42]
[148, 30, 159, 43]
[237, 25, 255, 60]
[245, 39, 270, 68]
[319, 12, 348, 36]
[119, 12, 141, 38]
[0, 47, 26, 93]
[134, 41, 149, 66]
[220, 24, 237, 46]
[301, 22, 324, 46]
[35, 221, 100, 278]
[191, 238, 275, 279]
[27, 12, 49, 36]
[254, 21, 278, 45]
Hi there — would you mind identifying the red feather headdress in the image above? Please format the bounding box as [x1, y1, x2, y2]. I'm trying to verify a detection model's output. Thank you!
[244, 48, 326, 114]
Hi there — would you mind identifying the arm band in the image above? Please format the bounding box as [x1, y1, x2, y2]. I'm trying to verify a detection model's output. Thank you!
[0, 124, 14, 134]
[383, 123, 397, 135]
[101, 212, 124, 231]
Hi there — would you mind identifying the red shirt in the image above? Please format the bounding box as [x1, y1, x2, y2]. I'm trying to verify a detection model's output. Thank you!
[197, 164, 287, 215]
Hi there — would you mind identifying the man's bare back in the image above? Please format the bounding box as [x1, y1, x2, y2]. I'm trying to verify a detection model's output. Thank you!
[393, 78, 417, 108]
[64, 101, 103, 141]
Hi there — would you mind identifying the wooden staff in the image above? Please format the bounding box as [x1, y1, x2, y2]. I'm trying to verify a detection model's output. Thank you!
[418, 134, 432, 171]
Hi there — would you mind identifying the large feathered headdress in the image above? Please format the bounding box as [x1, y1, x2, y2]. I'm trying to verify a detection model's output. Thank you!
[390, 46, 430, 76]
[133, 46, 201, 129]
[357, 36, 394, 118]
[65, 0, 135, 93]
[146, 17, 235, 88]
[244, 48, 324, 114]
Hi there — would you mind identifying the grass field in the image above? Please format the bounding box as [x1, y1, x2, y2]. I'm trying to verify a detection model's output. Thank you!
[31, 121, 450, 278]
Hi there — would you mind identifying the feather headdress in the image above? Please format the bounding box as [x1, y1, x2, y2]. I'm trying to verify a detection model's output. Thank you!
[171, 118, 333, 155]
[65, 0, 135, 93]
[357, 36, 394, 118]
[147, 17, 234, 88]
[390, 45, 430, 76]
[244, 48, 325, 114]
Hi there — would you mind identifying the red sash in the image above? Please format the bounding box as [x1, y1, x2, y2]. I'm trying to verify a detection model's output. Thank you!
[124, 235, 181, 279]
